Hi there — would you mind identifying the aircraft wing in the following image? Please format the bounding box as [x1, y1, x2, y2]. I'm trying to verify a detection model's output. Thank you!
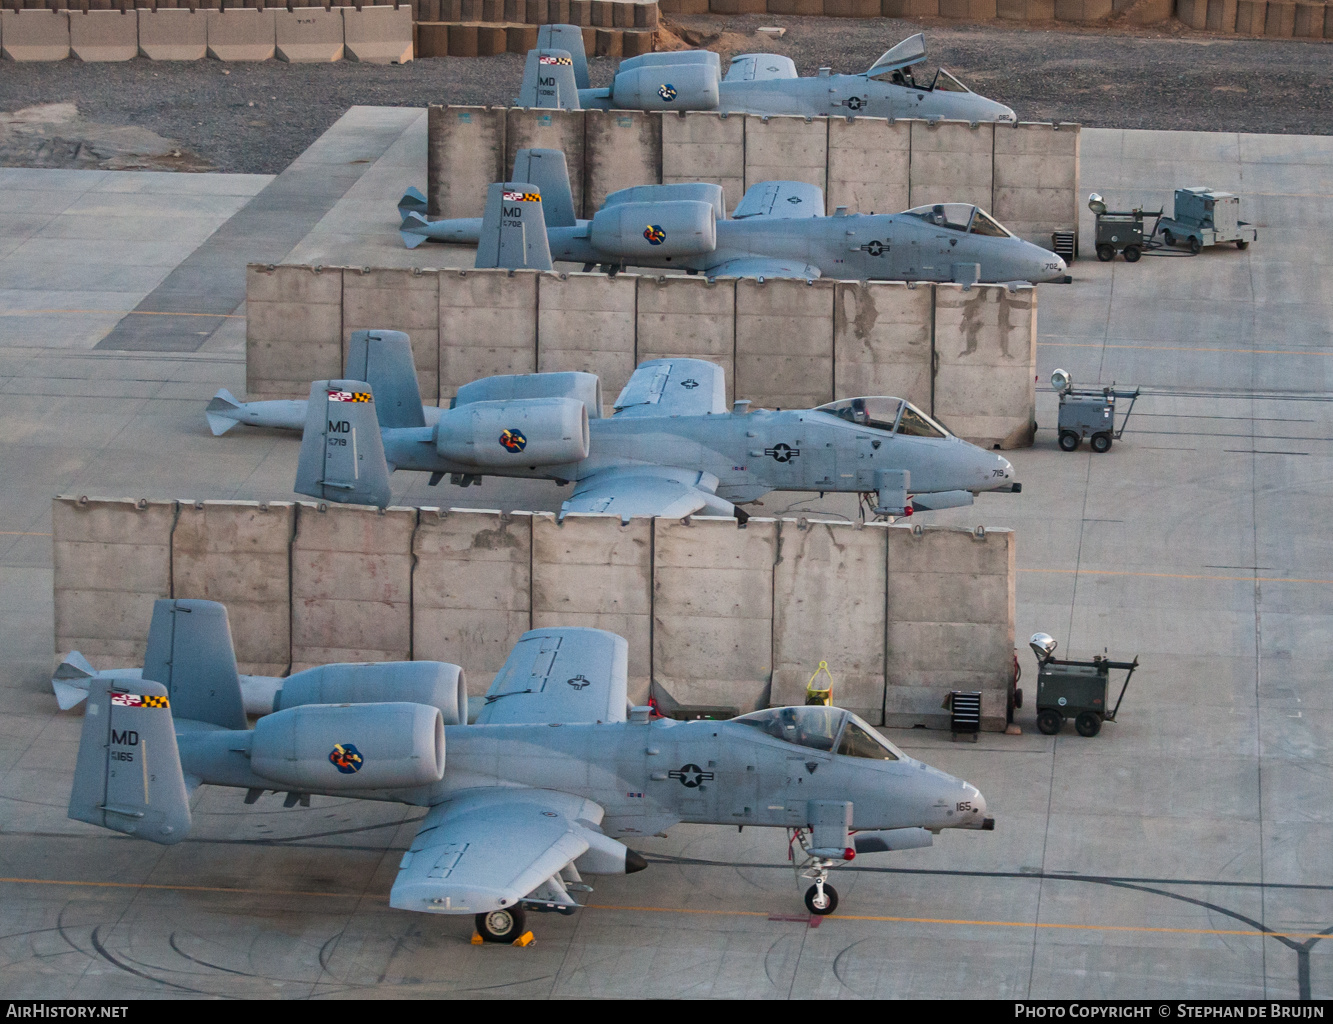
[706, 256, 822, 281]
[561, 467, 736, 523]
[725, 53, 798, 82]
[475, 626, 629, 725]
[389, 789, 601, 915]
[613, 358, 727, 418]
[731, 180, 824, 220]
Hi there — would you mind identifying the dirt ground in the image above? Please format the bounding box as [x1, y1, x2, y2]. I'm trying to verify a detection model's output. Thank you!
[0, 16, 1328, 174]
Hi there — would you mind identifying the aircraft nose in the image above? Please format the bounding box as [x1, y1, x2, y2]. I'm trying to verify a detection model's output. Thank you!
[963, 784, 993, 829]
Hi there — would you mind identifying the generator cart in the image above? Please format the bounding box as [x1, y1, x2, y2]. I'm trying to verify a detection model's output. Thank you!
[1028, 633, 1138, 738]
[1050, 369, 1140, 453]
[1158, 187, 1257, 254]
[1088, 194, 1162, 263]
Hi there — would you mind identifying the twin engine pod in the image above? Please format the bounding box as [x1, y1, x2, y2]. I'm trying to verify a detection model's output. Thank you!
[590, 200, 718, 259]
[275, 661, 468, 724]
[436, 397, 590, 468]
[610, 61, 720, 110]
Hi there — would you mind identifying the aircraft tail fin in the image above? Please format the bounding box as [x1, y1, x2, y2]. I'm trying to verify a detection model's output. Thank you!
[512, 148, 577, 228]
[398, 186, 429, 219]
[475, 183, 554, 272]
[68, 676, 192, 845]
[346, 330, 426, 429]
[537, 24, 589, 88]
[205, 388, 241, 435]
[400, 211, 430, 249]
[517, 46, 583, 110]
[144, 599, 248, 730]
[294, 380, 394, 509]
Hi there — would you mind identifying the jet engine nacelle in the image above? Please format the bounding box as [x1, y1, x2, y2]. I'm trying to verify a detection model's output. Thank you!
[610, 62, 720, 111]
[590, 200, 718, 259]
[275, 661, 468, 725]
[454, 370, 602, 419]
[436, 397, 590, 467]
[251, 701, 445, 791]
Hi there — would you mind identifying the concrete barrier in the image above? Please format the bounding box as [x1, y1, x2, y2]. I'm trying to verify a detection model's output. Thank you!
[908, 120, 995, 212]
[1, 9, 69, 60]
[826, 116, 910, 216]
[342, 4, 412, 62]
[290, 502, 415, 669]
[1234, 0, 1266, 30]
[992, 122, 1080, 247]
[1292, 0, 1323, 35]
[734, 278, 835, 410]
[507, 108, 586, 217]
[661, 111, 744, 215]
[68, 9, 136, 60]
[1054, 0, 1112, 17]
[634, 275, 735, 403]
[771, 519, 887, 724]
[343, 267, 440, 404]
[137, 8, 207, 58]
[412, 507, 531, 691]
[246, 264, 342, 400]
[997, 0, 1055, 16]
[884, 524, 1014, 731]
[583, 109, 662, 216]
[536, 272, 637, 407]
[275, 6, 344, 61]
[428, 105, 506, 219]
[932, 283, 1036, 449]
[744, 115, 827, 196]
[532, 512, 652, 704]
[172, 500, 294, 676]
[832, 281, 932, 413]
[439, 268, 538, 402]
[1263, 0, 1295, 33]
[206, 8, 276, 60]
[53, 497, 174, 668]
[652, 516, 776, 715]
[1206, 0, 1238, 29]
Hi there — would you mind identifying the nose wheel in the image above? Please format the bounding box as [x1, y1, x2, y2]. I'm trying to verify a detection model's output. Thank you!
[805, 880, 839, 916]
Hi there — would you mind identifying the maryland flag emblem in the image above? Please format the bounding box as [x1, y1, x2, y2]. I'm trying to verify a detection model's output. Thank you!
[499, 428, 528, 453]
[644, 225, 667, 246]
[538, 54, 572, 65]
[329, 743, 364, 775]
[658, 84, 677, 101]
[111, 693, 169, 708]
[502, 190, 542, 203]
[328, 390, 371, 403]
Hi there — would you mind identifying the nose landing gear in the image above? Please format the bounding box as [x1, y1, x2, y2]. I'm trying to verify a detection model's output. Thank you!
[805, 875, 840, 916]
[789, 827, 849, 916]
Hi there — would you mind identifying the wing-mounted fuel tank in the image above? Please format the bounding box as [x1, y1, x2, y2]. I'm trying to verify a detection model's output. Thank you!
[611, 56, 720, 111]
[275, 661, 468, 724]
[601, 182, 726, 222]
[436, 398, 590, 468]
[590, 200, 718, 259]
[250, 702, 445, 791]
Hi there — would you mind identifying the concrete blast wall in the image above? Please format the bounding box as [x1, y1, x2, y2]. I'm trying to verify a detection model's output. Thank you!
[52, 500, 1016, 731]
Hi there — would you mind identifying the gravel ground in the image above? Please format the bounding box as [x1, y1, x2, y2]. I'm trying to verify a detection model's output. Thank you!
[0, 17, 1329, 174]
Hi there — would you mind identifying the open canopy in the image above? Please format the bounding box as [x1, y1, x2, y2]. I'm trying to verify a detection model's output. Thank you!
[814, 396, 954, 438]
[903, 203, 1012, 237]
[734, 706, 906, 761]
[866, 33, 927, 78]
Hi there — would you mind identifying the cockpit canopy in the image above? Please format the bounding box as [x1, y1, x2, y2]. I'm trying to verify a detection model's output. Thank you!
[903, 203, 1012, 238]
[734, 706, 906, 761]
[813, 396, 953, 438]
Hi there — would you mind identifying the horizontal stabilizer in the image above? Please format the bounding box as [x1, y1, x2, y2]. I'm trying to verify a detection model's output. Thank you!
[205, 388, 241, 435]
[398, 186, 428, 218]
[399, 212, 429, 249]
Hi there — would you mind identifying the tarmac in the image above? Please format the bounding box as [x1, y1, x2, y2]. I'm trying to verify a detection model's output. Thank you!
[0, 109, 1331, 999]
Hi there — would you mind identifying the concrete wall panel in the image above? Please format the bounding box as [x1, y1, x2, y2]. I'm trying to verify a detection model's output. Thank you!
[68, 10, 137, 61]
[1, 9, 69, 61]
[52, 497, 174, 668]
[826, 116, 910, 215]
[661, 111, 744, 213]
[506, 108, 587, 218]
[771, 519, 887, 724]
[735, 278, 834, 410]
[246, 264, 342, 400]
[172, 500, 294, 676]
[274, 7, 344, 62]
[584, 109, 662, 215]
[536, 272, 637, 408]
[205, 8, 276, 61]
[428, 105, 506, 219]
[412, 508, 531, 692]
[634, 275, 735, 402]
[652, 516, 775, 714]
[137, 9, 208, 59]
[743, 115, 827, 195]
[992, 122, 1080, 247]
[833, 281, 932, 411]
[884, 525, 1014, 731]
[908, 120, 995, 211]
[933, 283, 1037, 449]
[342, 4, 412, 63]
[532, 513, 652, 704]
[290, 503, 415, 668]
[342, 267, 440, 404]
[439, 269, 538, 401]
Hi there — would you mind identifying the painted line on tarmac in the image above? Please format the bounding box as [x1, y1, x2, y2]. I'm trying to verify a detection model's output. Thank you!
[0, 531, 50, 536]
[0, 310, 245, 319]
[1020, 567, 1333, 585]
[0, 876, 358, 899]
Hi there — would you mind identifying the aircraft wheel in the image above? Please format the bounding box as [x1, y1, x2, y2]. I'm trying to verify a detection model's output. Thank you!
[1162, 229, 1175, 247]
[1236, 239, 1249, 250]
[1122, 245, 1142, 263]
[1058, 431, 1080, 452]
[1188, 236, 1202, 255]
[1095, 244, 1115, 262]
[1037, 709, 1063, 735]
[1090, 432, 1112, 454]
[805, 884, 839, 916]
[475, 907, 527, 944]
[1075, 712, 1103, 738]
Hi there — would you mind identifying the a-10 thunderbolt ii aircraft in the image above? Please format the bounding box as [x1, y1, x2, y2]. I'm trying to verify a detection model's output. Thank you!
[68, 600, 994, 941]
[516, 25, 1015, 124]
[287, 336, 1020, 518]
[397, 149, 1067, 284]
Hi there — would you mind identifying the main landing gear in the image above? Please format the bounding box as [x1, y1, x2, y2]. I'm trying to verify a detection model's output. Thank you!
[475, 906, 527, 943]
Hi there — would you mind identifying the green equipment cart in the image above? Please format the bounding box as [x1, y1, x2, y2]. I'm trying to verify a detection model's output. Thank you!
[1027, 633, 1138, 737]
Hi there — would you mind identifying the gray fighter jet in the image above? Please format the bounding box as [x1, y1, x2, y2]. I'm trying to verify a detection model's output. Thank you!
[517, 26, 1015, 124]
[293, 350, 1020, 519]
[69, 608, 994, 940]
[398, 151, 1066, 284]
